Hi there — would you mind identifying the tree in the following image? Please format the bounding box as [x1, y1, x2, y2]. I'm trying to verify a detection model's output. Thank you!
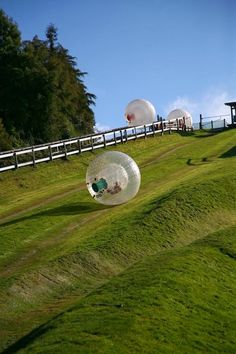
[0, 9, 21, 53]
[0, 9, 22, 132]
[46, 24, 58, 51]
[0, 118, 12, 151]
[0, 10, 96, 149]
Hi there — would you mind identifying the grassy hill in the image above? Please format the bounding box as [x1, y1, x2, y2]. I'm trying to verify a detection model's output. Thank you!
[0, 129, 236, 353]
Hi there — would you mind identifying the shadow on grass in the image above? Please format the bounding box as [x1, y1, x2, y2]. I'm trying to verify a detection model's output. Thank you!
[1, 314, 62, 354]
[0, 201, 110, 228]
[175, 129, 226, 139]
[175, 131, 195, 137]
[220, 146, 236, 158]
[186, 157, 211, 166]
[194, 130, 224, 138]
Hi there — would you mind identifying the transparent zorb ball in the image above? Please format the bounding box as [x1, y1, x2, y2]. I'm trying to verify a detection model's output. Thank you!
[86, 151, 141, 205]
[124, 99, 156, 126]
[167, 109, 193, 128]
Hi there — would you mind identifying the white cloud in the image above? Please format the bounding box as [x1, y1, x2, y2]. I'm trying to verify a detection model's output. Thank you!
[94, 122, 111, 133]
[200, 91, 232, 118]
[165, 90, 233, 123]
[165, 96, 197, 116]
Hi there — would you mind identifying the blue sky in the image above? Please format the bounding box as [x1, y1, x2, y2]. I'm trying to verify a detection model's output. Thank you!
[0, 0, 235, 129]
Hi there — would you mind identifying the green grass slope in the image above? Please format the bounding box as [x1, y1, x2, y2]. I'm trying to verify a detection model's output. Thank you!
[0, 130, 236, 353]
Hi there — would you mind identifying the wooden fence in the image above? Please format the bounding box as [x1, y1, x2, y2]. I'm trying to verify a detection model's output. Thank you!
[0, 118, 188, 173]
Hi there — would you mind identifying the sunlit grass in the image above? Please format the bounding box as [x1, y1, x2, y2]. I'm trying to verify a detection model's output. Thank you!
[1, 129, 236, 353]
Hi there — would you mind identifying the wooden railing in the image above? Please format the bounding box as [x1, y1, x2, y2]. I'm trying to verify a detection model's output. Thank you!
[0, 118, 188, 173]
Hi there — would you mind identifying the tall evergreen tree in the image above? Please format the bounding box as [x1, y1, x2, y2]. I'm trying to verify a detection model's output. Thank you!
[0, 10, 96, 148]
[46, 24, 58, 51]
[0, 9, 22, 132]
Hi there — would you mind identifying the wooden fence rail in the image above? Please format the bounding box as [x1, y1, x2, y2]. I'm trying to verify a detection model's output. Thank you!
[0, 118, 187, 173]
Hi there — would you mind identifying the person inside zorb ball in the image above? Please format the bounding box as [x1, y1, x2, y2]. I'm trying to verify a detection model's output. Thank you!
[86, 151, 141, 205]
[124, 99, 156, 126]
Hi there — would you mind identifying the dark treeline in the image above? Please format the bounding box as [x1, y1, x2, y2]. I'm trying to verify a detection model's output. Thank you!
[0, 10, 96, 151]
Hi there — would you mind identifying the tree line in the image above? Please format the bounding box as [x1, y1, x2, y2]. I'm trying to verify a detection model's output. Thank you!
[0, 9, 96, 151]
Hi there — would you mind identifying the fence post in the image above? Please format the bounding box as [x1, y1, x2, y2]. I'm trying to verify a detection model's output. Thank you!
[63, 142, 68, 159]
[77, 139, 81, 154]
[211, 120, 213, 130]
[224, 119, 226, 129]
[152, 123, 155, 136]
[120, 130, 123, 144]
[32, 148, 36, 166]
[14, 152, 18, 169]
[113, 131, 117, 145]
[134, 127, 137, 139]
[161, 121, 164, 135]
[144, 125, 147, 138]
[103, 134, 106, 148]
[125, 129, 128, 142]
[176, 119, 179, 131]
[49, 145, 53, 161]
[199, 114, 203, 129]
[90, 136, 94, 151]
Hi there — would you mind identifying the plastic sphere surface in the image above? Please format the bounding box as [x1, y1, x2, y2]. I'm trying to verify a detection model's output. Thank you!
[167, 108, 193, 128]
[124, 99, 156, 126]
[86, 151, 141, 205]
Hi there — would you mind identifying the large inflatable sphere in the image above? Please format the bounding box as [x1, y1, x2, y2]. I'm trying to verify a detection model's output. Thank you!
[124, 99, 156, 126]
[86, 151, 141, 205]
[167, 108, 193, 128]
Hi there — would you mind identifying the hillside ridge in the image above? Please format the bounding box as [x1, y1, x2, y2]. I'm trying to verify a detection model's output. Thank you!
[1, 130, 236, 353]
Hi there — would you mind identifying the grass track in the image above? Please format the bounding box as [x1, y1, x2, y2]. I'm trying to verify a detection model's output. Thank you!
[0, 130, 236, 353]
